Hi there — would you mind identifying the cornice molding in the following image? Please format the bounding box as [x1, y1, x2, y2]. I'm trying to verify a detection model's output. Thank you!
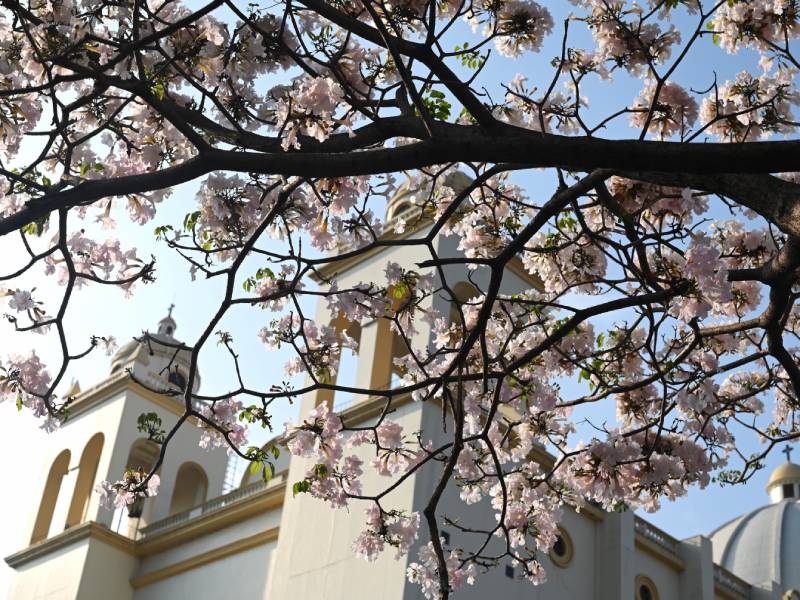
[5, 480, 286, 569]
[66, 373, 197, 424]
[634, 533, 686, 572]
[309, 216, 542, 290]
[4, 522, 135, 568]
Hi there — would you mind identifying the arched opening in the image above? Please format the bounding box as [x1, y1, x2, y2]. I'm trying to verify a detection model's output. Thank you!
[65, 433, 104, 528]
[388, 200, 415, 222]
[448, 281, 481, 328]
[635, 575, 659, 600]
[31, 449, 71, 543]
[389, 328, 411, 389]
[367, 317, 412, 392]
[110, 438, 160, 535]
[548, 526, 574, 568]
[315, 316, 362, 410]
[169, 462, 209, 515]
[332, 320, 362, 412]
[127, 438, 160, 471]
[168, 369, 187, 391]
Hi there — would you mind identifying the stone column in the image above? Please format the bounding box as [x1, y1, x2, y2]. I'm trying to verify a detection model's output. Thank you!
[678, 535, 715, 600]
[594, 509, 635, 598]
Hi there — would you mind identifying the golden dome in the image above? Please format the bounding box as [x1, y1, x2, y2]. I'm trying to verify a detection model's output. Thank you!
[767, 462, 800, 490]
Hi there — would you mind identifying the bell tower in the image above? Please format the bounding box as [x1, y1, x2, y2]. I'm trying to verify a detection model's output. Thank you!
[4, 308, 228, 600]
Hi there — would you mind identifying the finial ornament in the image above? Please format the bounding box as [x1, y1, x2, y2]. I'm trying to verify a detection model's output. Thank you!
[783, 445, 794, 463]
[167, 303, 175, 318]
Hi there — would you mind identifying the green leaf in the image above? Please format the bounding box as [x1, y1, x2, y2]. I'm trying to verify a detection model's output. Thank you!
[249, 461, 261, 476]
[136, 411, 166, 444]
[183, 211, 200, 231]
[151, 81, 166, 101]
[292, 480, 312, 496]
[16, 395, 22, 411]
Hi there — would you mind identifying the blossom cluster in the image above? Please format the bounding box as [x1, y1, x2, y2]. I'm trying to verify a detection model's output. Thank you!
[197, 397, 249, 454]
[96, 470, 161, 510]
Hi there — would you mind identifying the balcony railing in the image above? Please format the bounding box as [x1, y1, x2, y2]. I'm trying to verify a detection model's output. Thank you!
[714, 564, 750, 598]
[634, 516, 681, 556]
[138, 471, 286, 539]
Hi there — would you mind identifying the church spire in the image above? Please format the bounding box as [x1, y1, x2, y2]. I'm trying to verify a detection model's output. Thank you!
[156, 304, 177, 338]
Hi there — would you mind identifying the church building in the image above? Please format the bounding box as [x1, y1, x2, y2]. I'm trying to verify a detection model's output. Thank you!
[3, 187, 800, 600]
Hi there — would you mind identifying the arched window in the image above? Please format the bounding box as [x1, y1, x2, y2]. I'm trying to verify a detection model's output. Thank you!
[332, 321, 362, 412]
[110, 438, 160, 534]
[635, 575, 659, 600]
[366, 317, 412, 393]
[548, 526, 574, 568]
[65, 433, 104, 528]
[389, 328, 411, 389]
[448, 281, 481, 327]
[168, 370, 187, 391]
[127, 438, 160, 471]
[315, 316, 362, 410]
[388, 201, 415, 222]
[169, 462, 208, 515]
[31, 449, 71, 543]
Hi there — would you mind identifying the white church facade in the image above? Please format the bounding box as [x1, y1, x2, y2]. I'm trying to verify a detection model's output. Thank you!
[4, 189, 800, 600]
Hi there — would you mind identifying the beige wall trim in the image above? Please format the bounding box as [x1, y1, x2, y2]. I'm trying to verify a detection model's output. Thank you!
[714, 584, 748, 600]
[634, 534, 685, 572]
[136, 480, 286, 556]
[67, 374, 197, 423]
[131, 527, 279, 589]
[6, 480, 285, 568]
[309, 218, 542, 290]
[310, 227, 424, 283]
[338, 390, 415, 426]
[5, 522, 135, 568]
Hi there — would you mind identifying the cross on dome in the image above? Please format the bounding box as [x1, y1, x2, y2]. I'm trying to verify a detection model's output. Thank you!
[783, 445, 794, 463]
[157, 304, 178, 338]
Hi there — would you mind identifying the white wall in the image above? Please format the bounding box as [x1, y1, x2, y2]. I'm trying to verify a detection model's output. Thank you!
[134, 543, 276, 600]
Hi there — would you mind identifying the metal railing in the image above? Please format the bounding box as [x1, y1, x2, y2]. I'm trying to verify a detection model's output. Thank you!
[138, 471, 285, 539]
[634, 516, 681, 556]
[714, 564, 750, 598]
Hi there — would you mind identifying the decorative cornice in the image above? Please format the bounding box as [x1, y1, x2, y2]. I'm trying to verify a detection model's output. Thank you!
[66, 373, 197, 424]
[308, 217, 542, 290]
[310, 224, 426, 283]
[4, 522, 135, 568]
[5, 480, 286, 569]
[634, 533, 685, 572]
[130, 528, 279, 589]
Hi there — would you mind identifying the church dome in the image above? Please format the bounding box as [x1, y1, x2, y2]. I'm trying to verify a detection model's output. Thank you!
[709, 457, 800, 591]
